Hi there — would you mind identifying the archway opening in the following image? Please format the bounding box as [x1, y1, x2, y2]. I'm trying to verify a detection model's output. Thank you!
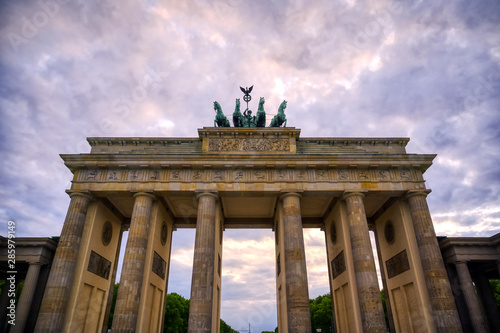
[221, 229, 277, 332]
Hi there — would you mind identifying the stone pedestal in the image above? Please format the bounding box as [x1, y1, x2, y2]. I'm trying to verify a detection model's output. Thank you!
[455, 262, 488, 333]
[343, 192, 386, 333]
[188, 192, 218, 333]
[112, 192, 155, 333]
[35, 191, 92, 332]
[281, 192, 312, 333]
[406, 191, 462, 332]
[12, 263, 42, 333]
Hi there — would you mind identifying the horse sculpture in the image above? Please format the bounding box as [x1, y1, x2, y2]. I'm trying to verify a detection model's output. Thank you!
[269, 100, 287, 127]
[255, 97, 266, 127]
[233, 98, 244, 127]
[213, 101, 230, 127]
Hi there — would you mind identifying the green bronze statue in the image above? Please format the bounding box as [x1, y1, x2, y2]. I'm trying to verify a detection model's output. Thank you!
[269, 100, 287, 127]
[233, 98, 244, 127]
[213, 101, 230, 127]
[243, 109, 255, 127]
[255, 97, 266, 127]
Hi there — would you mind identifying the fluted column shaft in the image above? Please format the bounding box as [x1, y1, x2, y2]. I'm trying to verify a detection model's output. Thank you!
[343, 192, 386, 333]
[281, 192, 312, 333]
[455, 262, 488, 333]
[188, 192, 218, 333]
[112, 192, 155, 333]
[12, 263, 42, 333]
[406, 191, 463, 332]
[35, 191, 92, 332]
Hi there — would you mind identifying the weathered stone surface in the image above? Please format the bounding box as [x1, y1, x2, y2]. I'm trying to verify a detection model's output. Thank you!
[281, 192, 312, 333]
[35, 191, 92, 332]
[343, 192, 387, 333]
[112, 192, 155, 333]
[406, 191, 463, 332]
[49, 127, 456, 332]
[188, 192, 218, 333]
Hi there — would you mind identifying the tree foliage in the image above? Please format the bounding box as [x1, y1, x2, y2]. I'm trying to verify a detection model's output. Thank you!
[164, 292, 190, 333]
[489, 280, 500, 311]
[107, 283, 119, 330]
[220, 319, 238, 333]
[310, 293, 333, 332]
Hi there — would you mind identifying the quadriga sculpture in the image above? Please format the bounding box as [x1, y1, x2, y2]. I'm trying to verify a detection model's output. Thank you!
[233, 98, 244, 127]
[269, 100, 287, 127]
[213, 101, 230, 127]
[255, 97, 266, 127]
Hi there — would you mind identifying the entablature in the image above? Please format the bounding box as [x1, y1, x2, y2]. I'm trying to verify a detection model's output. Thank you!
[85, 127, 410, 155]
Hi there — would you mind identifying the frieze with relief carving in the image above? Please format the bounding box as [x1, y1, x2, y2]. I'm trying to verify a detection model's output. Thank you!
[77, 167, 418, 183]
[208, 138, 290, 152]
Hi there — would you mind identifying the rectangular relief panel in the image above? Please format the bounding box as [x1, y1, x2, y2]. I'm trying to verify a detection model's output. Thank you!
[331, 250, 346, 280]
[386, 249, 410, 279]
[152, 251, 166, 279]
[87, 250, 111, 280]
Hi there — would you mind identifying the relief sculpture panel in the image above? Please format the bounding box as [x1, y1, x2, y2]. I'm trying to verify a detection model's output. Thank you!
[208, 138, 290, 152]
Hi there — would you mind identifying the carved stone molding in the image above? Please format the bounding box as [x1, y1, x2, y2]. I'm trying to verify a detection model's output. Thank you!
[76, 166, 420, 183]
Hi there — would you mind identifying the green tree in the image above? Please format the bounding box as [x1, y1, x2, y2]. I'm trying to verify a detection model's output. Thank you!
[310, 293, 333, 332]
[164, 292, 190, 333]
[220, 319, 238, 333]
[489, 280, 500, 311]
[380, 289, 390, 330]
[107, 283, 119, 330]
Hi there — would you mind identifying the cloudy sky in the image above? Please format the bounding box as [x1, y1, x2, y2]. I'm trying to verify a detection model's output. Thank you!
[1, 0, 500, 331]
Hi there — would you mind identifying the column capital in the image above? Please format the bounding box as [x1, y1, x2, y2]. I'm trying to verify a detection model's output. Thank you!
[65, 190, 93, 201]
[280, 191, 302, 201]
[405, 189, 432, 200]
[196, 191, 219, 200]
[132, 192, 156, 200]
[342, 191, 365, 201]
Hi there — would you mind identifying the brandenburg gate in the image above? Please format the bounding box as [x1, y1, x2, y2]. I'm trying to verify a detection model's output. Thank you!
[34, 124, 463, 332]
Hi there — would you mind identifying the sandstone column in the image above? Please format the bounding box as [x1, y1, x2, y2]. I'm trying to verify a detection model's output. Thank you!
[343, 192, 386, 333]
[475, 273, 500, 332]
[281, 192, 312, 333]
[12, 262, 42, 333]
[35, 191, 92, 332]
[112, 192, 155, 332]
[188, 192, 218, 333]
[406, 190, 462, 332]
[455, 261, 488, 333]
